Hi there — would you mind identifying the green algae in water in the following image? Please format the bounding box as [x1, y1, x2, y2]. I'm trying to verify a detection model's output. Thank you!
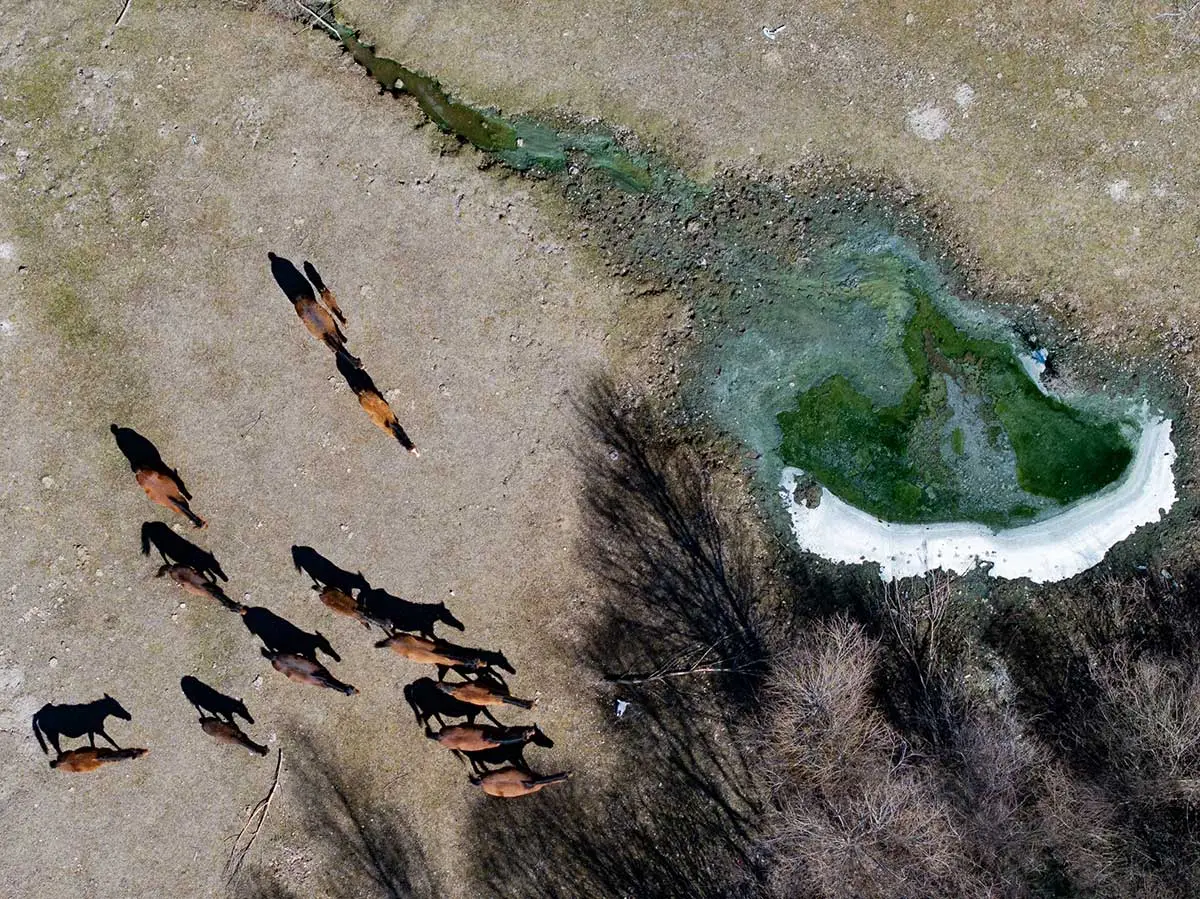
[777, 289, 1132, 524]
[340, 30, 519, 152]
[337, 28, 652, 191]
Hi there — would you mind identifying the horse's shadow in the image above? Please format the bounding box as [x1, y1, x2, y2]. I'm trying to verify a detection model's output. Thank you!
[239, 605, 340, 663]
[32, 694, 132, 756]
[180, 675, 253, 724]
[268, 251, 316, 304]
[143, 522, 226, 582]
[359, 588, 465, 639]
[404, 676, 500, 728]
[291, 545, 370, 595]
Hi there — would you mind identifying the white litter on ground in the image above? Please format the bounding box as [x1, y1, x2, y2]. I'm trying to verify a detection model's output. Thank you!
[780, 414, 1176, 583]
[1017, 349, 1049, 394]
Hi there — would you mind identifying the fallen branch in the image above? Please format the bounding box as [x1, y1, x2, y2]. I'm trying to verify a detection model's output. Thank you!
[293, 0, 340, 36]
[112, 0, 132, 28]
[225, 748, 284, 885]
[606, 662, 765, 685]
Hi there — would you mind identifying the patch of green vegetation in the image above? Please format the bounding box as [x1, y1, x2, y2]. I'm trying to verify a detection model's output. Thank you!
[778, 289, 1132, 524]
[341, 30, 519, 151]
[0, 59, 68, 122]
[318, 9, 1137, 531]
[44, 283, 102, 349]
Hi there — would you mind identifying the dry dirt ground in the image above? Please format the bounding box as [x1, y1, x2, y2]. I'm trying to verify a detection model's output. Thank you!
[0, 3, 629, 896]
[0, 1, 1197, 898]
[348, 0, 1200, 376]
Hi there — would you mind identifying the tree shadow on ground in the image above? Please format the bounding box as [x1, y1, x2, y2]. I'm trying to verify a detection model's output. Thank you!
[461, 377, 781, 898]
[234, 734, 441, 899]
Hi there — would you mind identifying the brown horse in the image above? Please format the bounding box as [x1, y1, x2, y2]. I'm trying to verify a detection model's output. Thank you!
[156, 563, 239, 611]
[50, 747, 148, 772]
[199, 718, 269, 756]
[425, 723, 545, 752]
[262, 648, 358, 695]
[111, 425, 205, 528]
[269, 252, 360, 365]
[303, 261, 347, 324]
[436, 679, 536, 710]
[335, 355, 418, 455]
[469, 767, 570, 798]
[314, 584, 372, 629]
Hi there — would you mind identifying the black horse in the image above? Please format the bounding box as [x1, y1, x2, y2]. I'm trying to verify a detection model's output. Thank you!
[32, 695, 132, 756]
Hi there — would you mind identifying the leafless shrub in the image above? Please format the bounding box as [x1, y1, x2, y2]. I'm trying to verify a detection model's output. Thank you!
[1096, 652, 1200, 786]
[763, 616, 987, 899]
[988, 569, 1200, 896]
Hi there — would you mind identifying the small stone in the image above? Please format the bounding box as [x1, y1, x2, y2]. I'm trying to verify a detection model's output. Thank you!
[48, 656, 58, 668]
[179, 602, 186, 609]
[253, 675, 263, 690]
[40, 476, 53, 488]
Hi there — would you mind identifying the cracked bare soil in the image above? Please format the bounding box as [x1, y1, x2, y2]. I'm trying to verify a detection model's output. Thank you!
[1, 2, 1197, 898]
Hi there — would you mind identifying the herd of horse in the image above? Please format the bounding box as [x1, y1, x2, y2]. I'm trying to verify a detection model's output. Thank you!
[31, 256, 569, 798]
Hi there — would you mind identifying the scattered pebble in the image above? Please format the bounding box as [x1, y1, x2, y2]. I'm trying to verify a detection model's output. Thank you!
[48, 656, 57, 668]
[40, 476, 53, 489]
